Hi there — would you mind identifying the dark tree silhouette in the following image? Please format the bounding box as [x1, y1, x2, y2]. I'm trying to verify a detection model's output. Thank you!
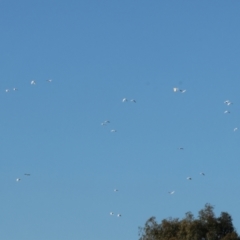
[139, 204, 240, 240]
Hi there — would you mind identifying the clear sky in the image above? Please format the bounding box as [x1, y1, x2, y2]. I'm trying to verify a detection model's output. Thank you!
[0, 1, 240, 239]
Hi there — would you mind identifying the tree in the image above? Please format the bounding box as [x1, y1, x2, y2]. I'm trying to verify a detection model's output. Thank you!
[139, 204, 240, 240]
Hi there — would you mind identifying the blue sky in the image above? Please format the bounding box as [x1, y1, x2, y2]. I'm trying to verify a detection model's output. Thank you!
[1, 1, 240, 239]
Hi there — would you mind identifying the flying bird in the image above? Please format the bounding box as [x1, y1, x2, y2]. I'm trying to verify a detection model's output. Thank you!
[173, 88, 179, 92]
[130, 99, 136, 103]
[168, 191, 175, 194]
[187, 177, 192, 180]
[16, 178, 21, 182]
[200, 172, 205, 176]
[13, 88, 17, 91]
[24, 173, 31, 176]
[224, 111, 230, 114]
[234, 128, 238, 132]
[178, 147, 184, 150]
[122, 98, 127, 102]
[5, 89, 9, 93]
[117, 214, 121, 217]
[46, 79, 52, 82]
[111, 129, 117, 133]
[114, 189, 118, 192]
[30, 80, 36, 85]
[179, 89, 186, 93]
[110, 212, 114, 216]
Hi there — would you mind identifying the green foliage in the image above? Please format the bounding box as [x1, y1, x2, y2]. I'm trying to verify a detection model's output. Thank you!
[139, 204, 240, 240]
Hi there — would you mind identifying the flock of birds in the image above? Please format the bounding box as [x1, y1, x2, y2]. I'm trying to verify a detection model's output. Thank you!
[100, 86, 238, 217]
[11, 82, 237, 219]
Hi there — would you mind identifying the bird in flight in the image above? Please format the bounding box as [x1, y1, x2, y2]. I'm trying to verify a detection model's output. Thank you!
[5, 89, 9, 93]
[200, 172, 205, 176]
[122, 98, 127, 102]
[47, 79, 52, 82]
[16, 178, 21, 182]
[130, 99, 136, 103]
[187, 177, 192, 180]
[178, 147, 184, 150]
[111, 129, 117, 133]
[114, 189, 118, 192]
[224, 111, 230, 114]
[13, 88, 17, 91]
[168, 191, 175, 194]
[24, 173, 31, 176]
[179, 89, 186, 93]
[110, 212, 114, 216]
[173, 88, 179, 92]
[117, 214, 121, 217]
[234, 128, 238, 132]
[31, 80, 36, 85]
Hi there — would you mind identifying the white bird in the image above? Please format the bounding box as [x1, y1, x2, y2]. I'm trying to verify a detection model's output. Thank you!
[234, 128, 238, 132]
[16, 178, 21, 182]
[179, 89, 186, 93]
[200, 172, 205, 176]
[117, 214, 121, 217]
[122, 98, 127, 102]
[224, 100, 233, 105]
[110, 212, 114, 216]
[114, 189, 118, 192]
[111, 129, 117, 133]
[168, 191, 175, 194]
[173, 88, 179, 92]
[101, 122, 106, 126]
[13, 88, 17, 91]
[187, 177, 192, 180]
[224, 110, 230, 114]
[130, 99, 136, 103]
[5, 89, 9, 93]
[104, 120, 110, 123]
[31, 80, 36, 85]
[46, 79, 52, 82]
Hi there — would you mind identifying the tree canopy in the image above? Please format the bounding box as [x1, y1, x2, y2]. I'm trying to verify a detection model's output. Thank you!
[139, 204, 239, 240]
